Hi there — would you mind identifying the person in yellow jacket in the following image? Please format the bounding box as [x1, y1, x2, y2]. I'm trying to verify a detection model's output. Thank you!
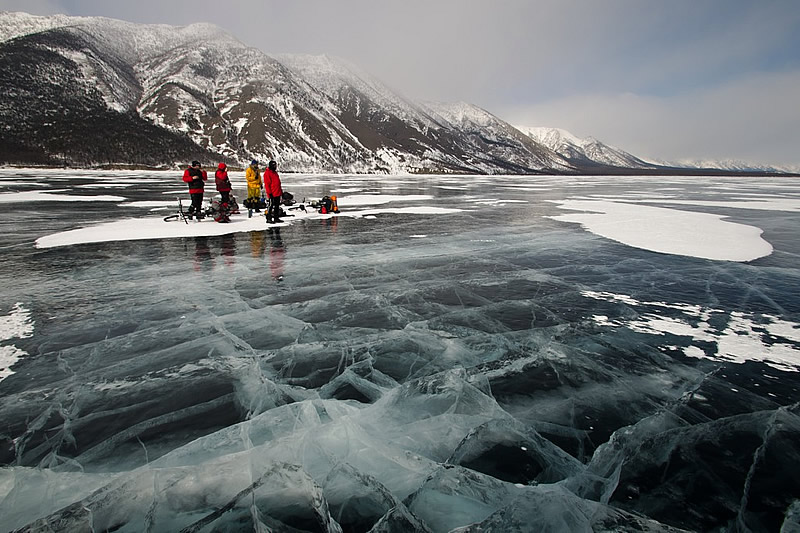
[245, 160, 263, 210]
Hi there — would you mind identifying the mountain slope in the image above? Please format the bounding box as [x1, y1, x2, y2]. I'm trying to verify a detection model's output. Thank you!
[516, 126, 656, 170]
[0, 25, 221, 167]
[277, 55, 577, 174]
[3, 11, 784, 175]
[0, 11, 579, 173]
[424, 103, 574, 173]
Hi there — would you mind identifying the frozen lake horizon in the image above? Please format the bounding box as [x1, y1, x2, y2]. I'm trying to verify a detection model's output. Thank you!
[1, 169, 799, 531]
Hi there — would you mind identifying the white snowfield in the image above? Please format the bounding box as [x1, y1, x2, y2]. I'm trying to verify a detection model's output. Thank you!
[548, 199, 774, 262]
[33, 196, 461, 249]
[1, 169, 784, 262]
[0, 191, 126, 203]
[0, 303, 33, 381]
[585, 291, 800, 373]
[24, 189, 776, 263]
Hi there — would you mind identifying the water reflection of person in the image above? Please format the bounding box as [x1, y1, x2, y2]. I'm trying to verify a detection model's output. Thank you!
[250, 231, 265, 258]
[322, 216, 339, 232]
[220, 234, 236, 267]
[268, 227, 285, 281]
[194, 237, 213, 271]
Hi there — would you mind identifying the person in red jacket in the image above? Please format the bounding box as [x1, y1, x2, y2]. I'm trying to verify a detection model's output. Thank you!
[263, 159, 283, 224]
[182, 160, 208, 219]
[215, 162, 232, 204]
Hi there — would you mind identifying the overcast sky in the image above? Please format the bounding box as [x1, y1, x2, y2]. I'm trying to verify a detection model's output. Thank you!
[3, 0, 800, 167]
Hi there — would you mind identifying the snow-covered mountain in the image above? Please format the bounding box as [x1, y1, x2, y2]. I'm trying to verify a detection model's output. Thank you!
[0, 11, 792, 175]
[0, 11, 575, 173]
[516, 126, 657, 170]
[517, 127, 800, 175]
[422, 103, 574, 173]
[653, 158, 800, 174]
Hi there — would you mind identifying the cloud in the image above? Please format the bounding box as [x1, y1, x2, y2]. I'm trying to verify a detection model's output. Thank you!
[501, 68, 800, 166]
[0, 0, 63, 15]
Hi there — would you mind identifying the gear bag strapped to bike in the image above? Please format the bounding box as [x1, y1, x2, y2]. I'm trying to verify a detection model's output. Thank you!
[314, 195, 339, 214]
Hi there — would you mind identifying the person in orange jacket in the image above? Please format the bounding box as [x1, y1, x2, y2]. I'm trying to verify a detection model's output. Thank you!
[264, 159, 283, 224]
[182, 160, 208, 219]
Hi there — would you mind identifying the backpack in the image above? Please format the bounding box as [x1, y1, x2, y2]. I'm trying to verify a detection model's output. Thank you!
[243, 197, 267, 209]
[227, 195, 240, 214]
[211, 198, 231, 223]
[317, 195, 339, 214]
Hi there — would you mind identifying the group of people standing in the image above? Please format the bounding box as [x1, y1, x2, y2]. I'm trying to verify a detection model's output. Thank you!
[245, 160, 283, 223]
[182, 159, 282, 223]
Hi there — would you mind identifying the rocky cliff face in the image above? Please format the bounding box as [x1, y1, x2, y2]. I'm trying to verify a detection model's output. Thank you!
[0, 26, 216, 167]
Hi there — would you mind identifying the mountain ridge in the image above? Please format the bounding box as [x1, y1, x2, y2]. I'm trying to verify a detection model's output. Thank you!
[0, 11, 795, 175]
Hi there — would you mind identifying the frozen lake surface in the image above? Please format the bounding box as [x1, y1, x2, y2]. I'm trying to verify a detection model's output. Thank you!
[1, 169, 799, 531]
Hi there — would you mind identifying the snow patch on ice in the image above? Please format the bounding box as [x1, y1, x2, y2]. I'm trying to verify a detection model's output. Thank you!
[76, 183, 132, 189]
[0, 191, 126, 203]
[549, 199, 773, 262]
[350, 206, 460, 217]
[593, 196, 800, 213]
[584, 291, 800, 372]
[118, 200, 175, 208]
[338, 194, 433, 206]
[473, 199, 528, 206]
[0, 303, 34, 382]
[35, 194, 461, 248]
[0, 303, 34, 340]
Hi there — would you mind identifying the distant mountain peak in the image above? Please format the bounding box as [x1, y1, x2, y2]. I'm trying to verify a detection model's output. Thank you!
[516, 126, 584, 146]
[516, 125, 655, 170]
[655, 157, 800, 174]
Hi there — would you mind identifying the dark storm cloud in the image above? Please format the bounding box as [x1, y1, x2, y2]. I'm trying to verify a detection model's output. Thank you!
[2, 0, 799, 166]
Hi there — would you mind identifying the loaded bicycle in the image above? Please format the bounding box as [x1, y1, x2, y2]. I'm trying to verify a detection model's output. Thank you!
[163, 195, 240, 223]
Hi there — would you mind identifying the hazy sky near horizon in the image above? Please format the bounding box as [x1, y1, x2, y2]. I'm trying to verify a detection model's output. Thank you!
[2, 0, 799, 167]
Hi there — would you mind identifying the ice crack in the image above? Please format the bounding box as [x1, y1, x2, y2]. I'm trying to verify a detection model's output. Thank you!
[735, 401, 800, 530]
